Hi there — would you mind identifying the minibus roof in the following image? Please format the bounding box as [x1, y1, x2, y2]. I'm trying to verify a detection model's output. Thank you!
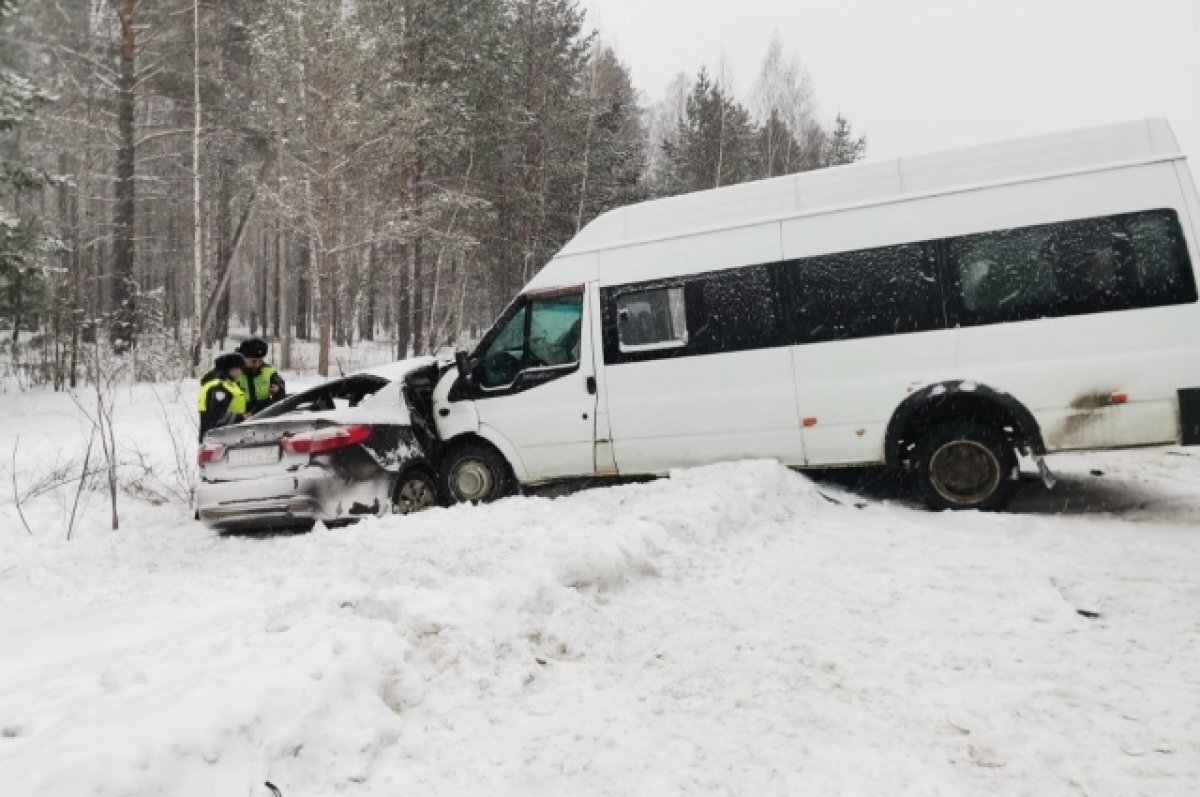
[544, 118, 1182, 275]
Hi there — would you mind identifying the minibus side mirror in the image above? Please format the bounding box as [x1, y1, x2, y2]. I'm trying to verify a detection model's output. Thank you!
[454, 350, 474, 388]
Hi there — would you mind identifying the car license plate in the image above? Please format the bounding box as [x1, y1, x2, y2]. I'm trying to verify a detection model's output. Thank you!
[227, 446, 280, 468]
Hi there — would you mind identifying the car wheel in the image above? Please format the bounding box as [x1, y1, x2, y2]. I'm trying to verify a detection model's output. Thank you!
[393, 469, 438, 515]
[912, 422, 1019, 511]
[440, 442, 513, 504]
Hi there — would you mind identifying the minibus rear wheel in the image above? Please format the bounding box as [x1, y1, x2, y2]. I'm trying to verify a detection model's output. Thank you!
[441, 441, 514, 505]
[912, 422, 1019, 511]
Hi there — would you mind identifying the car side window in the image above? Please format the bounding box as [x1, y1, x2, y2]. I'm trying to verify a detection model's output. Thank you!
[616, 286, 687, 350]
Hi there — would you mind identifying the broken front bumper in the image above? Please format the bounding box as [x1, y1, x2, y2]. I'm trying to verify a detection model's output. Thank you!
[196, 471, 392, 531]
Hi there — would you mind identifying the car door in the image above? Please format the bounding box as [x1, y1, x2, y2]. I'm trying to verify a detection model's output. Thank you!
[472, 286, 598, 481]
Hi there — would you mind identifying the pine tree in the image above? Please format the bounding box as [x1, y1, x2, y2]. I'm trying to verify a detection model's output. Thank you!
[0, 0, 57, 342]
[572, 46, 647, 232]
[659, 67, 758, 196]
[825, 113, 867, 166]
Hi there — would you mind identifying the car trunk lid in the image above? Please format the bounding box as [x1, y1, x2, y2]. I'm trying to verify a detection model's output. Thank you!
[200, 419, 343, 482]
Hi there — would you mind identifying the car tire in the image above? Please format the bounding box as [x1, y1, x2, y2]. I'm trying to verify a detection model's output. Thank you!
[392, 469, 439, 515]
[440, 441, 514, 505]
[912, 422, 1019, 511]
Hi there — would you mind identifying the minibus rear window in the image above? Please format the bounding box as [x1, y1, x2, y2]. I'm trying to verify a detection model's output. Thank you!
[1126, 212, 1197, 305]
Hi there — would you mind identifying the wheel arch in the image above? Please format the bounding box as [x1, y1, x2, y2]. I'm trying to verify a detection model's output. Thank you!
[442, 426, 528, 483]
[390, 464, 439, 512]
[392, 461, 437, 490]
[884, 381, 1046, 466]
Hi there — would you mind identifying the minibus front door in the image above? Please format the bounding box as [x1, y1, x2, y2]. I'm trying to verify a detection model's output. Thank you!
[470, 287, 597, 482]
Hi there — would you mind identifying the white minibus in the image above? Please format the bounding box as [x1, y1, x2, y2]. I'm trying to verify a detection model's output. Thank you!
[432, 119, 1200, 510]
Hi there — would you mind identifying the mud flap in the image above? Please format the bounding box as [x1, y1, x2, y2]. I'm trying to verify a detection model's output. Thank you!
[1180, 389, 1200, 446]
[1034, 456, 1057, 490]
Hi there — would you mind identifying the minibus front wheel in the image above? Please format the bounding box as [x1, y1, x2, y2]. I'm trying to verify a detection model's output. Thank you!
[912, 422, 1019, 511]
[440, 440, 515, 505]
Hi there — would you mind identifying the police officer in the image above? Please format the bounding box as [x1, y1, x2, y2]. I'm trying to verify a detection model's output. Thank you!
[235, 338, 286, 415]
[197, 353, 248, 441]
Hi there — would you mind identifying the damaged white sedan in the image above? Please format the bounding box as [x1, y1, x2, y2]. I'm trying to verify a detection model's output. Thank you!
[196, 358, 442, 531]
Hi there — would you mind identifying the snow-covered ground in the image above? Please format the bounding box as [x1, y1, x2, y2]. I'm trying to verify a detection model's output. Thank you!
[1, 382, 1199, 796]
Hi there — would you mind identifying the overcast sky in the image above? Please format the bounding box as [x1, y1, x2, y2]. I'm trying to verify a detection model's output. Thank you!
[586, 0, 1200, 162]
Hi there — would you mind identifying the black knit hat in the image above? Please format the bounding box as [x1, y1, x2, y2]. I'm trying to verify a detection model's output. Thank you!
[215, 352, 246, 374]
[236, 338, 269, 358]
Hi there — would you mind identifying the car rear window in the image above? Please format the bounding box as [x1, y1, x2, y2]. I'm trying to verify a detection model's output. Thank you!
[253, 376, 390, 419]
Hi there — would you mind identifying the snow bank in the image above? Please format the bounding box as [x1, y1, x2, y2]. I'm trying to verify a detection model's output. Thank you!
[2, 381, 1200, 796]
[0, 461, 830, 796]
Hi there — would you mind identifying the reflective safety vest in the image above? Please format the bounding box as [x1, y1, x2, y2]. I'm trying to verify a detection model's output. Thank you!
[197, 378, 247, 416]
[237, 364, 276, 407]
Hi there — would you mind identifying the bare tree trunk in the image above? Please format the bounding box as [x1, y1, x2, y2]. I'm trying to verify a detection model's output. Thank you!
[315, 42, 335, 376]
[277, 222, 291, 367]
[361, 238, 376, 342]
[395, 241, 409, 358]
[425, 148, 475, 349]
[410, 159, 425, 355]
[189, 0, 203, 372]
[518, 0, 544, 287]
[296, 243, 310, 342]
[112, 0, 138, 350]
[575, 46, 598, 233]
[212, 165, 231, 348]
[716, 86, 726, 188]
[276, 104, 292, 369]
[55, 152, 73, 390]
[316, 192, 333, 374]
[256, 230, 268, 336]
[399, 155, 416, 357]
[188, 151, 275, 366]
[455, 258, 469, 347]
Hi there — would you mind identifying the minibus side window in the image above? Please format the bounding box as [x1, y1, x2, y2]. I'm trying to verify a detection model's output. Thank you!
[1126, 211, 1199, 306]
[950, 228, 1057, 323]
[690, 266, 780, 351]
[477, 295, 583, 389]
[616, 287, 688, 351]
[528, 295, 583, 367]
[946, 209, 1198, 326]
[478, 305, 528, 388]
[785, 242, 940, 342]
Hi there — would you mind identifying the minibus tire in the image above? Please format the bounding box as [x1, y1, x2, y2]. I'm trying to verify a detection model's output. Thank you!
[441, 442, 514, 505]
[912, 422, 1018, 511]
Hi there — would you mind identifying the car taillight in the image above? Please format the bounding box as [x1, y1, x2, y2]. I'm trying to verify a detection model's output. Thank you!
[280, 424, 372, 456]
[198, 443, 226, 466]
